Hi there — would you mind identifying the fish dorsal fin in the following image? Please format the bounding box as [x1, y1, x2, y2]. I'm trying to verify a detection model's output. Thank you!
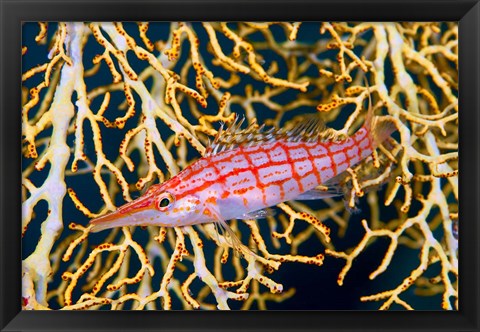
[204, 114, 342, 156]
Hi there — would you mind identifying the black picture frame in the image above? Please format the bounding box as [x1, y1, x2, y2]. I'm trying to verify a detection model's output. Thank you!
[1, 0, 479, 331]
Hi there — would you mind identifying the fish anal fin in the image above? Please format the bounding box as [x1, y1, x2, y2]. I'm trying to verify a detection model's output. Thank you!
[322, 171, 349, 187]
[295, 187, 343, 200]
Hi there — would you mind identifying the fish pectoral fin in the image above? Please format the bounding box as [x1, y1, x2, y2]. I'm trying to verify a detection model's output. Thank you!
[238, 208, 276, 220]
[294, 187, 343, 200]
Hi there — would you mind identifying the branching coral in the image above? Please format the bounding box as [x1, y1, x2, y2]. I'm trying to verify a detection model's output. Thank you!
[21, 21, 458, 310]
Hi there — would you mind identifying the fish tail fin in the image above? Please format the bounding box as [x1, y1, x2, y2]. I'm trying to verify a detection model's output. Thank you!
[370, 117, 397, 149]
[364, 81, 397, 148]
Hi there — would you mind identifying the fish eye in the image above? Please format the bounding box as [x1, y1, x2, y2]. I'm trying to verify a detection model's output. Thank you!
[155, 192, 174, 211]
[159, 198, 170, 207]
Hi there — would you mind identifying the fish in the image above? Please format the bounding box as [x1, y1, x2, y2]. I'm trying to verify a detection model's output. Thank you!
[89, 97, 396, 250]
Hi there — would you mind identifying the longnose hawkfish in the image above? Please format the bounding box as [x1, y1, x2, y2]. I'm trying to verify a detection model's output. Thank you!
[90, 98, 396, 251]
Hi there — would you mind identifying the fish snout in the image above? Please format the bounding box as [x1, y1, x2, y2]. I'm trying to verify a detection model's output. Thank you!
[89, 194, 156, 232]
